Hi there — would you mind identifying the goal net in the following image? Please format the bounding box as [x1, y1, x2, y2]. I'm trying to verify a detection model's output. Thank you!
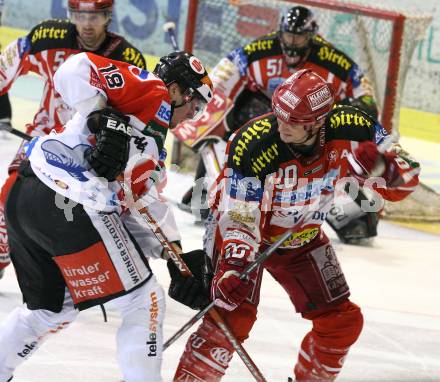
[183, 0, 439, 223]
[184, 0, 432, 136]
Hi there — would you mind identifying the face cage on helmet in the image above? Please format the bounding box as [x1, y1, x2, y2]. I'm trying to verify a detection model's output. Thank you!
[279, 31, 314, 59]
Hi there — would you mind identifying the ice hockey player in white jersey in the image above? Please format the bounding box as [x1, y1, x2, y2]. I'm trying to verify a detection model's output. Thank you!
[0, 50, 214, 382]
[0, 0, 149, 280]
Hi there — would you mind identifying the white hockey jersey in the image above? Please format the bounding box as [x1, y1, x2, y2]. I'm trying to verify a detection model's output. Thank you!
[26, 52, 171, 215]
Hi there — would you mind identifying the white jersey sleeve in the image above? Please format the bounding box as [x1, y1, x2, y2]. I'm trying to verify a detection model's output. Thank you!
[54, 52, 107, 117]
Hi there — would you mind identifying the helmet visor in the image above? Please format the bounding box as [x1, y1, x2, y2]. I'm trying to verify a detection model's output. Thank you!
[181, 88, 208, 121]
[187, 95, 208, 121]
[69, 10, 111, 26]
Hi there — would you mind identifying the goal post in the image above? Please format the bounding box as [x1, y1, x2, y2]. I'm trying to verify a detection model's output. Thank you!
[183, 0, 432, 136]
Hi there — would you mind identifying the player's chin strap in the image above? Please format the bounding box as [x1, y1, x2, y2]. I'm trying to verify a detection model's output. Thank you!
[119, 181, 268, 382]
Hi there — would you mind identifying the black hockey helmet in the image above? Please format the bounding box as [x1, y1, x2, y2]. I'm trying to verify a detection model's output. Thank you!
[279, 6, 319, 68]
[154, 51, 213, 106]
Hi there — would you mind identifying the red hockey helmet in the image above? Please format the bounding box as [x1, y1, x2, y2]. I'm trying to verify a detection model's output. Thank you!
[68, 0, 113, 11]
[272, 69, 335, 125]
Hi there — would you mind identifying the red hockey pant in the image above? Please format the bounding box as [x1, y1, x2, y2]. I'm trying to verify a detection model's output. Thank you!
[173, 237, 363, 381]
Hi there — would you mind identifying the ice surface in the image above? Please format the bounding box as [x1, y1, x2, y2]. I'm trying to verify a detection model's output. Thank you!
[1, 125, 439, 382]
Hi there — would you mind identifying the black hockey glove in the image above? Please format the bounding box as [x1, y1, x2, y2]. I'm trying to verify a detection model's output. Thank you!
[85, 107, 132, 182]
[167, 249, 213, 310]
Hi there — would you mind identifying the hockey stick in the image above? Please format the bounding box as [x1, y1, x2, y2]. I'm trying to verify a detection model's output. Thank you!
[0, 121, 31, 141]
[163, 228, 293, 349]
[120, 182, 267, 382]
[163, 19, 183, 164]
[163, 20, 179, 52]
[199, 141, 223, 180]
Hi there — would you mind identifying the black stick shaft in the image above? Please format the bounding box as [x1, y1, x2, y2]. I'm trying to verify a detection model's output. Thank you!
[0, 123, 31, 141]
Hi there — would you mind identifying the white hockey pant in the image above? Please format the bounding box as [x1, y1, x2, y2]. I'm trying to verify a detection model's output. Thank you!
[0, 276, 165, 382]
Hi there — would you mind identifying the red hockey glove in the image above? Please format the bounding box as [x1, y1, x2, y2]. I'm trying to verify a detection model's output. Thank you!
[348, 141, 399, 185]
[211, 265, 252, 311]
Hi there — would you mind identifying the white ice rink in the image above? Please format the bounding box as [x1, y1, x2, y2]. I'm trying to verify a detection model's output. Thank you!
[1, 130, 440, 382]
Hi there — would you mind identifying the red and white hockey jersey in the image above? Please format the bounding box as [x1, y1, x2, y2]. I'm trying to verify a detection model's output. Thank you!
[0, 19, 146, 136]
[174, 33, 375, 148]
[211, 33, 373, 104]
[26, 52, 171, 212]
[205, 107, 420, 264]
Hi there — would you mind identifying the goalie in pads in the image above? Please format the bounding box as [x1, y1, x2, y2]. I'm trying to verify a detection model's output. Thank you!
[173, 5, 381, 244]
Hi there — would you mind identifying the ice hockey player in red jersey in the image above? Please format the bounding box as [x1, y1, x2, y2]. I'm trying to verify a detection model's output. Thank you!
[0, 50, 214, 381]
[172, 69, 420, 382]
[0, 0, 147, 279]
[175, 6, 380, 244]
